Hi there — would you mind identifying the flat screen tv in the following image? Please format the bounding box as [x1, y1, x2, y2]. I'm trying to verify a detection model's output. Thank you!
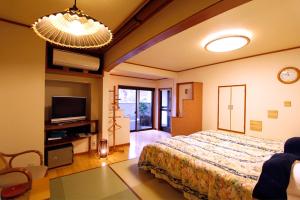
[51, 96, 87, 123]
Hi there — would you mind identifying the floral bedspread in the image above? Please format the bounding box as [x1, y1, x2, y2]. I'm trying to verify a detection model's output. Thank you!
[138, 130, 283, 200]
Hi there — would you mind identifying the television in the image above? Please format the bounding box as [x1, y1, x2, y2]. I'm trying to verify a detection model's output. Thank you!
[51, 96, 87, 123]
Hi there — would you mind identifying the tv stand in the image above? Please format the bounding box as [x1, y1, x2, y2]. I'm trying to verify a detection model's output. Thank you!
[45, 120, 99, 151]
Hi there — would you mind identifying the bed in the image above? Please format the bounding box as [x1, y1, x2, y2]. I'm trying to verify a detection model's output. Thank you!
[138, 130, 285, 200]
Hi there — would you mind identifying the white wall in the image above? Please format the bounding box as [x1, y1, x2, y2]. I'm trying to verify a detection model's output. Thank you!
[177, 48, 300, 141]
[0, 21, 45, 161]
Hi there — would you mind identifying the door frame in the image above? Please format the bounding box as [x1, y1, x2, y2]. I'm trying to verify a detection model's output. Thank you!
[118, 85, 155, 132]
[158, 88, 172, 132]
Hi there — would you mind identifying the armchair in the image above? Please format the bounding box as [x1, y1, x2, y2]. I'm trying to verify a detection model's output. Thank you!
[0, 150, 47, 199]
[0, 150, 47, 180]
[0, 168, 32, 199]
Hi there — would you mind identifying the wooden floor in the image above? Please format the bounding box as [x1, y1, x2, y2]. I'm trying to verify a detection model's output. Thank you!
[46, 130, 171, 180]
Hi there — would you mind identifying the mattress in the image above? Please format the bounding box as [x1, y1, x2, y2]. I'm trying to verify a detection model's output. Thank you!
[138, 130, 284, 200]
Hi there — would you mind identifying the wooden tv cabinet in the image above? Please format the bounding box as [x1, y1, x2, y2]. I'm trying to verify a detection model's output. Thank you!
[44, 120, 99, 152]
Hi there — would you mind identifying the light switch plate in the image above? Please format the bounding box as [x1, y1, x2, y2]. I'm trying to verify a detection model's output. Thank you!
[268, 110, 278, 119]
[284, 101, 292, 107]
[250, 120, 262, 132]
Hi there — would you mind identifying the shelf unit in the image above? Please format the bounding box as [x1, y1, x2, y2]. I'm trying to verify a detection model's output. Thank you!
[172, 82, 202, 136]
[44, 120, 99, 150]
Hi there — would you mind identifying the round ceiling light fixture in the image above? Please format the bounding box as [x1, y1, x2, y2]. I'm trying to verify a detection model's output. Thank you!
[32, 0, 112, 49]
[201, 29, 252, 53]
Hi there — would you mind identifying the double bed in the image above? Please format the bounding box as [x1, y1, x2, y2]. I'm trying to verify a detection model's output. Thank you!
[138, 130, 285, 200]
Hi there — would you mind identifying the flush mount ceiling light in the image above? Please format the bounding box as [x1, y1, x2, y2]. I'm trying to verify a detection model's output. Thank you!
[201, 29, 252, 53]
[32, 0, 112, 49]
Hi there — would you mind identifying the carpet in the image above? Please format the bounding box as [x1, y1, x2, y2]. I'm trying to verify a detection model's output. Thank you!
[50, 166, 139, 200]
[109, 158, 184, 200]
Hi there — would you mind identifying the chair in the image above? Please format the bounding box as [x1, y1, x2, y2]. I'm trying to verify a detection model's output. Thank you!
[0, 150, 47, 199]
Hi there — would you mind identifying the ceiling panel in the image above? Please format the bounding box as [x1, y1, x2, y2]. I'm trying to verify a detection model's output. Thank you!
[127, 0, 300, 71]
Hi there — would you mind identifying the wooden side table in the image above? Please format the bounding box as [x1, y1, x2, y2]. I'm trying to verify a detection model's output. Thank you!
[29, 177, 50, 200]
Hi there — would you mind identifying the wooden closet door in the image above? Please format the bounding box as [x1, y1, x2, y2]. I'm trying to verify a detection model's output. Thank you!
[218, 87, 231, 130]
[231, 85, 246, 133]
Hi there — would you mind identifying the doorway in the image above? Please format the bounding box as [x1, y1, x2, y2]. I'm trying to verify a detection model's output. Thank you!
[118, 86, 154, 132]
[159, 88, 172, 132]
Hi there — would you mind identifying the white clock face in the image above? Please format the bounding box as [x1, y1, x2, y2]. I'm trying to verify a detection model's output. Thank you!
[278, 67, 299, 84]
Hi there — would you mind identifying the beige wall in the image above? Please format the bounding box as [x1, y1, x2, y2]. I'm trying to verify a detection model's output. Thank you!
[0, 21, 45, 158]
[177, 48, 300, 141]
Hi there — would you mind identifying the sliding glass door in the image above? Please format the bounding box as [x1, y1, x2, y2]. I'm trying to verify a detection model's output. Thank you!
[118, 86, 154, 132]
[137, 90, 153, 130]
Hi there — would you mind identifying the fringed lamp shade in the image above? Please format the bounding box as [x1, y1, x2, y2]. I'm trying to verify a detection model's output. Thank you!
[32, 3, 112, 49]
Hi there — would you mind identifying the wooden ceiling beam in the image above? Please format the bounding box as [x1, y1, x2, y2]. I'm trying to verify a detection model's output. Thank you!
[99, 0, 173, 53]
[104, 0, 252, 71]
[0, 17, 30, 28]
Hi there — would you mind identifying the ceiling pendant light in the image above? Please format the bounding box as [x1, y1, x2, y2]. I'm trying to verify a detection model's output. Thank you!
[32, 0, 112, 49]
[201, 29, 251, 53]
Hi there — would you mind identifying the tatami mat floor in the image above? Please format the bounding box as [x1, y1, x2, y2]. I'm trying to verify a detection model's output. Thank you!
[47, 130, 171, 179]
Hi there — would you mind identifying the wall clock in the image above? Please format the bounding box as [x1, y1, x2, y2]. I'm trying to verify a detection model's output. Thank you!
[277, 67, 300, 84]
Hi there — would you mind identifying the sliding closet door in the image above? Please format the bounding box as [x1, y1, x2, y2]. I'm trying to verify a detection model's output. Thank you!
[218, 85, 246, 133]
[218, 87, 231, 130]
[231, 86, 246, 132]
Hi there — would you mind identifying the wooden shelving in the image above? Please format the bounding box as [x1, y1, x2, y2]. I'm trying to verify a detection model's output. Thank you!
[45, 133, 97, 148]
[171, 82, 203, 136]
[45, 120, 98, 131]
[44, 120, 99, 151]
